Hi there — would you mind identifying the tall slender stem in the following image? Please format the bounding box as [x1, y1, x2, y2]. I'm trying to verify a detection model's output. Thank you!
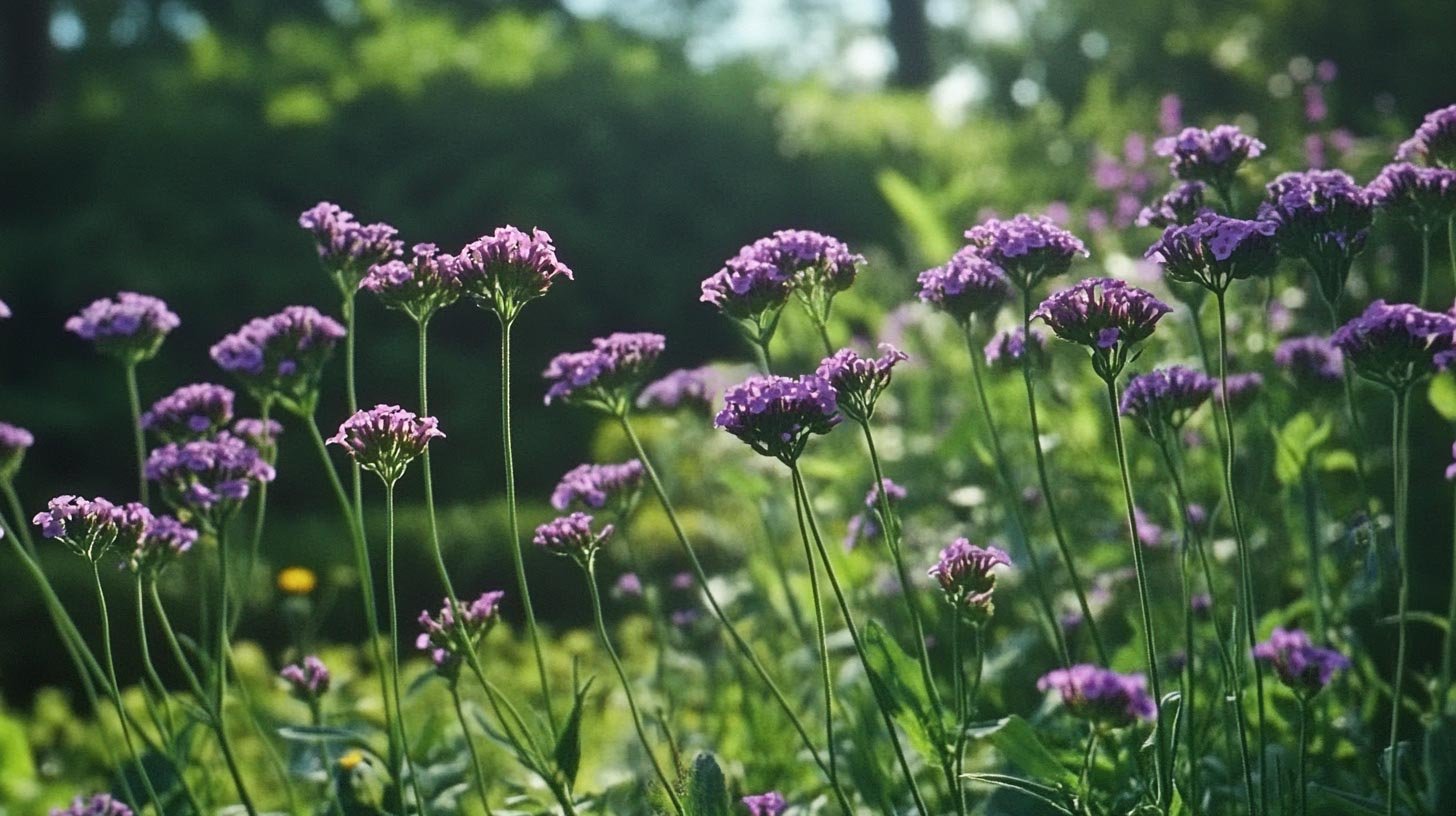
[451, 686, 496, 816]
[498, 317, 556, 731]
[618, 413, 854, 813]
[133, 577, 178, 737]
[792, 466, 930, 816]
[1297, 695, 1310, 816]
[966, 328, 1070, 665]
[417, 321, 457, 602]
[1018, 289, 1108, 664]
[791, 472, 840, 792]
[1177, 519, 1199, 816]
[1215, 289, 1268, 816]
[385, 484, 429, 814]
[234, 398, 274, 635]
[584, 556, 685, 815]
[1441, 485, 1456, 712]
[91, 561, 168, 815]
[1301, 467, 1328, 642]
[1419, 227, 1434, 306]
[1385, 387, 1411, 816]
[212, 527, 262, 816]
[1101, 377, 1168, 813]
[124, 362, 149, 504]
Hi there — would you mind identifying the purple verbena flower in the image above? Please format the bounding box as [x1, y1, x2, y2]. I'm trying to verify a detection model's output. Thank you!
[1274, 335, 1345, 389]
[1132, 507, 1167, 549]
[727, 230, 863, 327]
[1145, 212, 1279, 293]
[360, 242, 462, 323]
[1368, 162, 1456, 231]
[145, 433, 276, 527]
[1119, 366, 1215, 441]
[280, 655, 331, 701]
[927, 538, 1011, 620]
[456, 226, 573, 321]
[963, 215, 1088, 291]
[210, 306, 346, 413]
[33, 496, 152, 561]
[1214, 372, 1264, 413]
[1037, 664, 1157, 727]
[637, 366, 720, 413]
[532, 512, 614, 558]
[232, 417, 283, 451]
[1136, 182, 1209, 228]
[714, 374, 841, 464]
[915, 249, 1011, 322]
[1330, 300, 1456, 390]
[1033, 278, 1172, 380]
[50, 794, 134, 816]
[128, 514, 198, 574]
[550, 460, 645, 513]
[1396, 104, 1456, 167]
[0, 421, 34, 481]
[1448, 442, 1456, 481]
[543, 332, 666, 412]
[298, 201, 403, 292]
[844, 478, 908, 550]
[740, 791, 787, 816]
[1260, 170, 1375, 303]
[1154, 125, 1265, 194]
[614, 572, 643, 598]
[700, 254, 794, 331]
[141, 383, 236, 442]
[984, 326, 1047, 372]
[815, 343, 908, 422]
[65, 292, 180, 363]
[327, 405, 444, 485]
[417, 591, 506, 680]
[1252, 627, 1349, 695]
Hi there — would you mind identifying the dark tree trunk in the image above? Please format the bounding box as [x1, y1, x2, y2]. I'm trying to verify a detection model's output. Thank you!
[1, 0, 50, 114]
[886, 0, 931, 88]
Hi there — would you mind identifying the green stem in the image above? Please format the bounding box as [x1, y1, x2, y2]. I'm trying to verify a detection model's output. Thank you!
[124, 362, 149, 504]
[966, 327, 1071, 665]
[792, 466, 930, 816]
[233, 399, 274, 636]
[1385, 387, 1411, 816]
[133, 577, 178, 739]
[584, 555, 685, 815]
[1441, 483, 1456, 713]
[1322, 293, 1375, 511]
[1419, 226, 1434, 306]
[1079, 726, 1100, 805]
[385, 484, 429, 814]
[417, 320, 457, 602]
[1018, 290, 1108, 664]
[791, 470, 840, 793]
[451, 686, 496, 816]
[1178, 520, 1199, 816]
[1101, 376, 1168, 814]
[1302, 467, 1328, 643]
[1215, 289, 1268, 816]
[213, 527, 262, 816]
[618, 413, 853, 813]
[92, 561, 168, 815]
[1297, 695, 1310, 816]
[498, 317, 556, 731]
[464, 662, 579, 816]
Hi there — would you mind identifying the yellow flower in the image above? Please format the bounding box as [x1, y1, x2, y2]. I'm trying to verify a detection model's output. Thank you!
[338, 749, 364, 771]
[277, 566, 318, 595]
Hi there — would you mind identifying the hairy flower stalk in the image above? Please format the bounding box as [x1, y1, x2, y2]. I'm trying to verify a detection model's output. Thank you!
[1035, 277, 1175, 812]
[533, 513, 686, 816]
[458, 224, 573, 732]
[1331, 300, 1455, 815]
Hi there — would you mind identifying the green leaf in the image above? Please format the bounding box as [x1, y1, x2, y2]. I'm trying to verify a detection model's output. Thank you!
[861, 619, 948, 765]
[962, 773, 1075, 814]
[553, 676, 594, 787]
[278, 725, 379, 755]
[1319, 449, 1359, 473]
[683, 752, 730, 816]
[1272, 412, 1333, 486]
[1429, 375, 1456, 421]
[876, 169, 957, 264]
[967, 716, 1077, 787]
[0, 711, 35, 801]
[1307, 783, 1384, 815]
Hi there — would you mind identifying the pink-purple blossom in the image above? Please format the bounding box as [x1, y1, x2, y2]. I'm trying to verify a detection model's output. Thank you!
[550, 461, 645, 513]
[210, 306, 346, 411]
[815, 343, 908, 421]
[1368, 162, 1456, 230]
[1119, 366, 1215, 440]
[1153, 125, 1265, 194]
[65, 292, 180, 363]
[360, 242, 462, 322]
[141, 383, 236, 441]
[280, 655, 332, 700]
[417, 591, 506, 678]
[1144, 212, 1279, 293]
[456, 226, 573, 320]
[740, 791, 787, 816]
[1330, 300, 1456, 390]
[33, 495, 153, 561]
[714, 374, 841, 464]
[327, 405, 444, 484]
[50, 794, 134, 816]
[1274, 335, 1345, 388]
[984, 326, 1046, 371]
[533, 512, 614, 557]
[963, 215, 1088, 290]
[146, 433, 276, 526]
[128, 514, 198, 574]
[1037, 664, 1157, 727]
[1033, 278, 1171, 379]
[543, 332, 666, 411]
[0, 421, 34, 481]
[1252, 627, 1349, 695]
[1395, 103, 1456, 167]
[298, 201, 403, 290]
[915, 249, 1011, 322]
[927, 538, 1011, 618]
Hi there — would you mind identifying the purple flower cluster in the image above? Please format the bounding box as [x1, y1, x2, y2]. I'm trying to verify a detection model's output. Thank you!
[1136, 182, 1209, 228]
[210, 306, 346, 412]
[280, 655, 332, 700]
[815, 343, 908, 421]
[550, 460, 645, 513]
[533, 512, 614, 557]
[360, 242, 462, 323]
[327, 405, 444, 485]
[1037, 664, 1157, 727]
[1330, 300, 1456, 390]
[1119, 366, 1215, 441]
[50, 794, 134, 816]
[1214, 372, 1264, 413]
[1252, 628, 1349, 695]
[1261, 170, 1374, 300]
[915, 249, 1010, 323]
[844, 478, 908, 550]
[984, 326, 1046, 372]
[1033, 278, 1172, 379]
[963, 215, 1088, 290]
[456, 226, 573, 320]
[128, 514, 198, 575]
[233, 417, 283, 450]
[141, 383, 236, 441]
[1145, 212, 1279, 293]
[637, 366, 718, 412]
[1396, 103, 1456, 167]
[1154, 125, 1265, 194]
[543, 332, 666, 411]
[33, 495, 152, 561]
[926, 538, 1011, 619]
[714, 374, 841, 464]
[740, 791, 787, 816]
[65, 292, 180, 363]
[0, 421, 34, 481]
[713, 230, 863, 328]
[1368, 162, 1456, 230]
[754, 229, 863, 292]
[701, 255, 794, 326]
[1274, 335, 1344, 389]
[146, 432, 276, 526]
[417, 591, 506, 679]
[298, 201, 403, 290]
